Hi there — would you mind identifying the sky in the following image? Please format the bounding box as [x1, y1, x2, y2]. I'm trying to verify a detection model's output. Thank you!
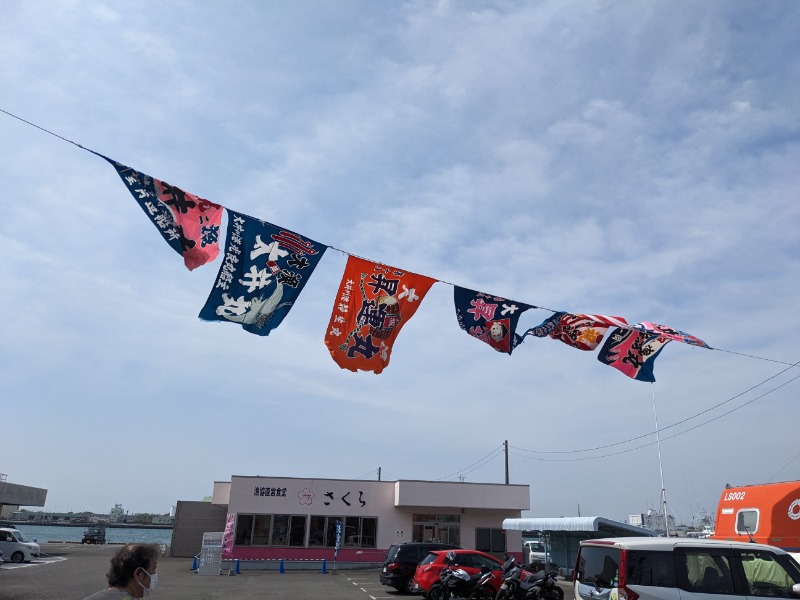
[1, 1, 798, 527]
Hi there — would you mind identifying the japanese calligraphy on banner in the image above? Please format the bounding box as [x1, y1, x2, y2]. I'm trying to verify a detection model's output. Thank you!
[199, 210, 327, 336]
[101, 155, 223, 270]
[633, 322, 709, 348]
[324, 256, 436, 374]
[597, 327, 671, 382]
[524, 312, 628, 351]
[453, 286, 535, 354]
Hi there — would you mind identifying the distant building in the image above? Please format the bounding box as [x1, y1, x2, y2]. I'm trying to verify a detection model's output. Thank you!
[628, 510, 676, 535]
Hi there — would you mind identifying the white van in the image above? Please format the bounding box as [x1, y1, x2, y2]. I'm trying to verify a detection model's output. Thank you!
[0, 527, 41, 563]
[574, 537, 800, 600]
[524, 539, 547, 566]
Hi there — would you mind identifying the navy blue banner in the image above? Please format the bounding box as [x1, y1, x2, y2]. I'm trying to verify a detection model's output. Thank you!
[453, 286, 535, 354]
[199, 210, 327, 336]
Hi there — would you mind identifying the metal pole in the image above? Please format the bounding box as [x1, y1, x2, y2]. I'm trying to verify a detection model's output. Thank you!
[504, 440, 509, 484]
[651, 385, 670, 536]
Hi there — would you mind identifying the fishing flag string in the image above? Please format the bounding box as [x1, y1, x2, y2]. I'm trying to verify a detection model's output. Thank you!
[2, 107, 798, 374]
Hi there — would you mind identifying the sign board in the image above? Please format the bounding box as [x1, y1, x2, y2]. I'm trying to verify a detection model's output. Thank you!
[198, 531, 224, 576]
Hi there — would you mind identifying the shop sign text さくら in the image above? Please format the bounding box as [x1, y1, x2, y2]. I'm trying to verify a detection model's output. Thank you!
[252, 485, 368, 507]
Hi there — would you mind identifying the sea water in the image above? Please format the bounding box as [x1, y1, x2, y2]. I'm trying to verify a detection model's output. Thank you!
[11, 524, 173, 546]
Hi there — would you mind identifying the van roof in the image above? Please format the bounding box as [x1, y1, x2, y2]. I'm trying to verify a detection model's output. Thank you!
[579, 536, 788, 553]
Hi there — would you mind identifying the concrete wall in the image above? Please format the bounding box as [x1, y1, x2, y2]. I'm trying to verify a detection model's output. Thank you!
[0, 482, 47, 508]
[170, 500, 228, 558]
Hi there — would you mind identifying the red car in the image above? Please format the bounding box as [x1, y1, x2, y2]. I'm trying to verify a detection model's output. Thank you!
[413, 549, 504, 599]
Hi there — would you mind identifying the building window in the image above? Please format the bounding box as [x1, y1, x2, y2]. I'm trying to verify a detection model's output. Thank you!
[412, 514, 460, 545]
[343, 516, 377, 548]
[476, 528, 505, 553]
[234, 514, 307, 547]
[252, 514, 271, 545]
[235, 514, 253, 545]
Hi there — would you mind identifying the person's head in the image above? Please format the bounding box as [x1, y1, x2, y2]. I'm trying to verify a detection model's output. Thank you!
[107, 543, 159, 598]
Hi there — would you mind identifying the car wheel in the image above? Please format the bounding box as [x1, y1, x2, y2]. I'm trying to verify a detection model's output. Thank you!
[405, 578, 418, 594]
[11, 551, 25, 563]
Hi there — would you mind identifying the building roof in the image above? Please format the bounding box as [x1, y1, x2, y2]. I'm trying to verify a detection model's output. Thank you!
[502, 516, 657, 537]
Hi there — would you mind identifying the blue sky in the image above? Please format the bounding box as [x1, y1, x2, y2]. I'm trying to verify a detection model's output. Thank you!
[1, 1, 798, 526]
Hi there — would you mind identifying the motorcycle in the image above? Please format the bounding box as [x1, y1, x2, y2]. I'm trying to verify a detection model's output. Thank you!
[427, 551, 497, 600]
[495, 556, 564, 600]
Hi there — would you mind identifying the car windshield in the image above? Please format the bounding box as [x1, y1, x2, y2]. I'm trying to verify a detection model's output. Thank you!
[12, 531, 29, 542]
[419, 553, 438, 566]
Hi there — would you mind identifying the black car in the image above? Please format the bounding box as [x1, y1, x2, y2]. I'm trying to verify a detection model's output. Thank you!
[380, 542, 460, 594]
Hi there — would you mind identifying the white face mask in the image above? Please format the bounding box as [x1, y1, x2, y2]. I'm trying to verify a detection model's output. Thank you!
[138, 568, 158, 597]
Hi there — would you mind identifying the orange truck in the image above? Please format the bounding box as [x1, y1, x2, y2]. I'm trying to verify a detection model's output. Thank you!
[711, 480, 800, 559]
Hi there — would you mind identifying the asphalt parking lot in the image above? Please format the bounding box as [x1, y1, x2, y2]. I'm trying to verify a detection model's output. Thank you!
[0, 543, 395, 600]
[1, 543, 576, 600]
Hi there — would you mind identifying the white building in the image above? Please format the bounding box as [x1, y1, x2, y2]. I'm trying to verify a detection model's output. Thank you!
[183, 475, 529, 565]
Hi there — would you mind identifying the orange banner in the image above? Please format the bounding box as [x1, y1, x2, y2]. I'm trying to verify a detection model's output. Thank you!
[324, 256, 436, 374]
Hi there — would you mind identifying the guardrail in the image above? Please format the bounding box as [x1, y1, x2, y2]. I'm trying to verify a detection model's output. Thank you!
[191, 555, 382, 573]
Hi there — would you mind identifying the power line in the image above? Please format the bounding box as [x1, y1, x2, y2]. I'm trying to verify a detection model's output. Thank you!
[511, 360, 800, 456]
[434, 444, 505, 481]
[510, 372, 800, 462]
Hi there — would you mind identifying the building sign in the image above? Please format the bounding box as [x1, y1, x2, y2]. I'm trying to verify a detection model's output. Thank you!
[198, 531, 223, 576]
[251, 483, 368, 508]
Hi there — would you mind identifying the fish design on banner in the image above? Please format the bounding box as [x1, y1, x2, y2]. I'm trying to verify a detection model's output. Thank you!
[101, 155, 223, 270]
[633, 322, 709, 348]
[199, 210, 327, 335]
[596, 327, 671, 382]
[524, 312, 628, 351]
[324, 256, 436, 374]
[453, 286, 535, 354]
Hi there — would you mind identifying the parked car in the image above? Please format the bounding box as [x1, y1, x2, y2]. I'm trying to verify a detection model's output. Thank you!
[574, 536, 800, 600]
[380, 542, 461, 593]
[82, 525, 107, 544]
[0, 527, 41, 563]
[413, 549, 504, 599]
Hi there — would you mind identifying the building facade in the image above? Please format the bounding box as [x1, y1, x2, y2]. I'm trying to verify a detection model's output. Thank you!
[209, 476, 529, 565]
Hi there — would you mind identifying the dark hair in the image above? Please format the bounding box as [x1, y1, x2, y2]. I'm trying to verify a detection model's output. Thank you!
[107, 543, 159, 587]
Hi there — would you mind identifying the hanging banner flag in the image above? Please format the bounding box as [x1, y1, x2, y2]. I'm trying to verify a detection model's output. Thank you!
[221, 513, 235, 560]
[199, 210, 327, 336]
[101, 156, 224, 270]
[524, 312, 628, 351]
[597, 327, 671, 382]
[633, 322, 709, 348]
[324, 256, 436, 374]
[453, 286, 535, 354]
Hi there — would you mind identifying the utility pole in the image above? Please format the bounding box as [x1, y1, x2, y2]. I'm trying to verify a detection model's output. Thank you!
[378, 467, 381, 481]
[504, 440, 509, 484]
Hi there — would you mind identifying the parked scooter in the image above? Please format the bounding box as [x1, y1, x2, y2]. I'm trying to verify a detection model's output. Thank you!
[428, 551, 496, 600]
[495, 556, 564, 600]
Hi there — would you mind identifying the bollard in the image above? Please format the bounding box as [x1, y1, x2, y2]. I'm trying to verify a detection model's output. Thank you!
[235, 559, 240, 575]
[320, 558, 327, 574]
[190, 555, 198, 571]
[279, 558, 285, 574]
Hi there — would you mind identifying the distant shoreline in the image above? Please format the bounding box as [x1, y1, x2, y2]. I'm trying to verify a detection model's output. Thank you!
[10, 522, 173, 529]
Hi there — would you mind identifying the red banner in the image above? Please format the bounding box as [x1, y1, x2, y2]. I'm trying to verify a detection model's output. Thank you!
[324, 256, 436, 374]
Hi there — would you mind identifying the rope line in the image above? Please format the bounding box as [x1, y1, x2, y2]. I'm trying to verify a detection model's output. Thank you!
[2, 107, 797, 367]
